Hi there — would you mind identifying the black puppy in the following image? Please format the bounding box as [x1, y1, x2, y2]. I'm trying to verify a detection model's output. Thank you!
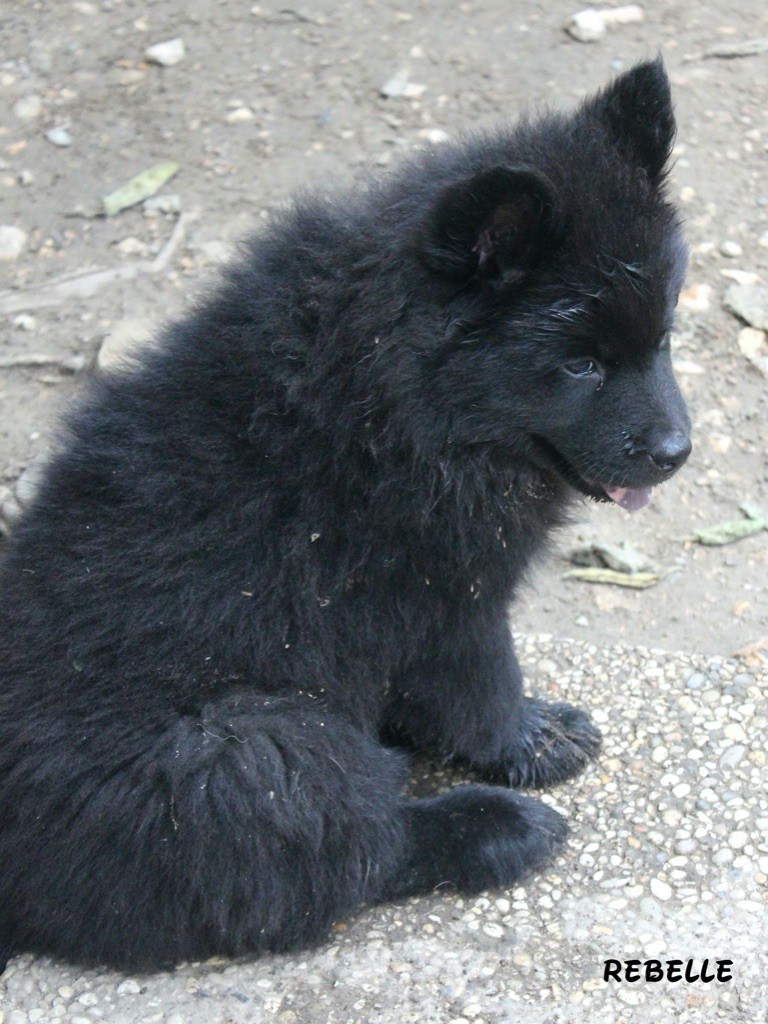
[0, 58, 690, 971]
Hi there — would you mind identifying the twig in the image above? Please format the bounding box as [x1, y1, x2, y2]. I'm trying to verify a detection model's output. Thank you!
[685, 37, 768, 61]
[0, 212, 196, 316]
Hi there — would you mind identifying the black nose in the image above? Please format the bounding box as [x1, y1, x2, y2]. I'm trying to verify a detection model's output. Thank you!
[648, 430, 692, 474]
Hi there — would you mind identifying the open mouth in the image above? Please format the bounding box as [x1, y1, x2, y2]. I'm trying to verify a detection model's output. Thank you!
[531, 437, 654, 512]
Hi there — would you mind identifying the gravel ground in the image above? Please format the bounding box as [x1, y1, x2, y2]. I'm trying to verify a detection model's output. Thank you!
[2, 635, 766, 1024]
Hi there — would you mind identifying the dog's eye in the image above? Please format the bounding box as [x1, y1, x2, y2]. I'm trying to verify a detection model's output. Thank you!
[562, 358, 601, 378]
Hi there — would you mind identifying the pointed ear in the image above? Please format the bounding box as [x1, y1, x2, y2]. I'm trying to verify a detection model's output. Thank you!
[423, 164, 561, 286]
[592, 57, 675, 183]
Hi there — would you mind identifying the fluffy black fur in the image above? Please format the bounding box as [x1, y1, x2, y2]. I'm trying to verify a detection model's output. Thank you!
[0, 59, 690, 972]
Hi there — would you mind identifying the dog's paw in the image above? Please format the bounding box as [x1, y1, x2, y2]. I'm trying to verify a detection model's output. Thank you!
[482, 697, 602, 790]
[389, 786, 568, 900]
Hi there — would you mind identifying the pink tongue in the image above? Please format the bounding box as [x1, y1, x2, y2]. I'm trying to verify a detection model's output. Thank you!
[604, 485, 653, 512]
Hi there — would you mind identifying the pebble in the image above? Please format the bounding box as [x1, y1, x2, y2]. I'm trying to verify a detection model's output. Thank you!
[145, 38, 185, 66]
[143, 193, 181, 214]
[380, 68, 426, 99]
[720, 744, 747, 769]
[13, 314, 36, 330]
[565, 9, 604, 41]
[225, 106, 254, 123]
[729, 831, 749, 850]
[13, 95, 43, 120]
[677, 282, 711, 313]
[737, 328, 768, 376]
[721, 268, 759, 286]
[649, 878, 672, 901]
[98, 317, 155, 370]
[0, 225, 28, 261]
[724, 282, 768, 330]
[116, 236, 149, 256]
[116, 979, 141, 996]
[424, 128, 450, 144]
[45, 126, 72, 147]
[723, 723, 747, 742]
[719, 240, 743, 258]
[759, 229, 768, 248]
[564, 4, 643, 42]
[482, 923, 504, 938]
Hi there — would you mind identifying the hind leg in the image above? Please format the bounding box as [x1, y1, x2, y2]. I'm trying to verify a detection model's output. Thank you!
[1, 692, 407, 970]
[1, 689, 565, 970]
[383, 603, 601, 789]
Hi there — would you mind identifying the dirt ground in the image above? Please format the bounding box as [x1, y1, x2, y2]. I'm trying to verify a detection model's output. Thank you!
[0, 0, 766, 660]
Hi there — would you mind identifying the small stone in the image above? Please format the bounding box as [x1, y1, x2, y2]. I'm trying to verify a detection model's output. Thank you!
[145, 38, 185, 66]
[758, 230, 768, 248]
[603, 4, 644, 24]
[724, 283, 768, 330]
[143, 193, 181, 214]
[225, 106, 254, 123]
[719, 240, 743, 258]
[677, 282, 712, 313]
[98, 318, 154, 370]
[13, 94, 43, 120]
[651, 745, 668, 764]
[712, 848, 733, 865]
[565, 9, 606, 41]
[0, 225, 28, 261]
[723, 722, 747, 742]
[719, 744, 747, 769]
[617, 989, 645, 1006]
[565, 6, 643, 41]
[729, 831, 749, 850]
[116, 236, 148, 256]
[675, 838, 697, 855]
[425, 128, 450, 144]
[649, 878, 672, 901]
[721, 268, 759, 286]
[13, 313, 36, 331]
[45, 126, 72, 147]
[575, 614, 589, 627]
[737, 328, 768, 376]
[482, 922, 504, 938]
[116, 978, 142, 996]
[380, 68, 426, 98]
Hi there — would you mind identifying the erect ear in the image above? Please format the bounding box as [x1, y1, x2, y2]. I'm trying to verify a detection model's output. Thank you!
[591, 57, 675, 184]
[423, 164, 561, 287]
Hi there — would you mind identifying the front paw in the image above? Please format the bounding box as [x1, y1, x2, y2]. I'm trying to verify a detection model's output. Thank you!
[481, 698, 602, 790]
